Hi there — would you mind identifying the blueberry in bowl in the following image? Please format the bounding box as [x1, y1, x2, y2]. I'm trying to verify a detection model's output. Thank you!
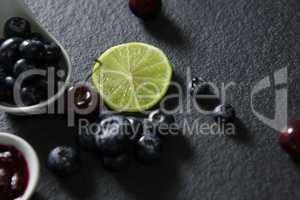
[0, 37, 23, 67]
[4, 17, 31, 38]
[19, 39, 46, 61]
[0, 14, 71, 115]
[13, 59, 36, 78]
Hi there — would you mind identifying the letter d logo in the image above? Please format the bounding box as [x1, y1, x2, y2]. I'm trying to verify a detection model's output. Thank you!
[251, 67, 288, 131]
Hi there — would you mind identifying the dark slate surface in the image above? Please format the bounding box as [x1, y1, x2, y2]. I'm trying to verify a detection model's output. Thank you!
[1, 0, 299, 199]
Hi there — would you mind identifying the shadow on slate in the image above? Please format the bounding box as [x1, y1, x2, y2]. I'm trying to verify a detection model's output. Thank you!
[150, 72, 184, 112]
[142, 13, 188, 47]
[31, 192, 46, 200]
[232, 118, 253, 144]
[160, 73, 182, 112]
[113, 133, 193, 200]
[6, 114, 100, 199]
[6, 113, 76, 158]
[196, 97, 220, 112]
[57, 153, 100, 200]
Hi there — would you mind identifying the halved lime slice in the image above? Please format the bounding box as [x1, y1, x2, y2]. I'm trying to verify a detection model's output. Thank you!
[92, 42, 172, 112]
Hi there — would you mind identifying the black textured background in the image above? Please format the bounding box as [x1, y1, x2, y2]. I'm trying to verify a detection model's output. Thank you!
[2, 0, 300, 199]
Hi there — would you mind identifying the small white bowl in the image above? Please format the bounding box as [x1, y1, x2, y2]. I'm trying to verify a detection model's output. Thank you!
[0, 0, 72, 115]
[0, 132, 40, 200]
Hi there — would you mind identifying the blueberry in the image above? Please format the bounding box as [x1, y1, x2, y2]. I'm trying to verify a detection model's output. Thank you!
[78, 124, 99, 151]
[191, 77, 203, 86]
[96, 116, 131, 156]
[35, 76, 48, 89]
[44, 43, 61, 63]
[47, 146, 80, 176]
[4, 17, 31, 38]
[29, 32, 45, 42]
[148, 110, 177, 137]
[34, 78, 48, 100]
[0, 70, 10, 101]
[19, 40, 46, 61]
[127, 117, 143, 142]
[102, 154, 130, 171]
[135, 133, 162, 164]
[0, 67, 7, 82]
[149, 109, 175, 124]
[0, 38, 5, 46]
[0, 76, 15, 103]
[20, 87, 42, 106]
[188, 77, 215, 96]
[143, 119, 160, 136]
[129, 0, 162, 19]
[4, 76, 15, 90]
[100, 116, 129, 130]
[211, 104, 236, 123]
[13, 59, 36, 78]
[0, 63, 11, 76]
[0, 38, 23, 67]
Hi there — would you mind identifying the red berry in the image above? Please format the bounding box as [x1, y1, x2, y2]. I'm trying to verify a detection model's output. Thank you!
[279, 120, 300, 159]
[129, 0, 162, 19]
[66, 83, 100, 119]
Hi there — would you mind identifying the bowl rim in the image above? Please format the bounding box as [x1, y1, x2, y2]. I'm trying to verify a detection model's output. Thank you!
[0, 132, 40, 200]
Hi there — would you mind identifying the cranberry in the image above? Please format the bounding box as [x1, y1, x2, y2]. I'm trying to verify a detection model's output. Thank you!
[279, 120, 300, 159]
[129, 0, 162, 19]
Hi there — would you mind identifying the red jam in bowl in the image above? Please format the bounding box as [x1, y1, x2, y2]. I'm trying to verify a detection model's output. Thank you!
[0, 145, 29, 200]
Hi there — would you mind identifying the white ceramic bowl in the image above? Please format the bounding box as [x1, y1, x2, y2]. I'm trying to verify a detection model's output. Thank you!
[0, 0, 72, 115]
[0, 132, 40, 200]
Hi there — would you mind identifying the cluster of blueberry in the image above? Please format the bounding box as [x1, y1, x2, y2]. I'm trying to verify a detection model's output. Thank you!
[47, 75, 239, 175]
[47, 110, 176, 175]
[0, 17, 62, 106]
